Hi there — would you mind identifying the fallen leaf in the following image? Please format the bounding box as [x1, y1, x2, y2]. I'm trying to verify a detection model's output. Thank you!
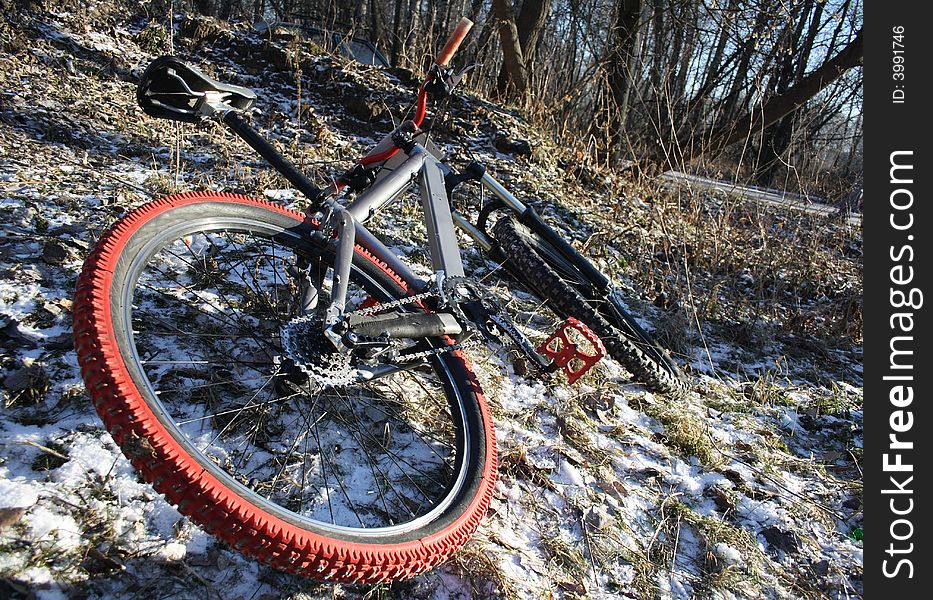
[0, 507, 27, 529]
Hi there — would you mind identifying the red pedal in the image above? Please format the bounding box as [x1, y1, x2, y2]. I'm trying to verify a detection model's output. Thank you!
[537, 318, 606, 384]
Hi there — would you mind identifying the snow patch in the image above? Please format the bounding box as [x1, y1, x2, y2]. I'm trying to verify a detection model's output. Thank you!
[0, 478, 40, 509]
[714, 542, 743, 565]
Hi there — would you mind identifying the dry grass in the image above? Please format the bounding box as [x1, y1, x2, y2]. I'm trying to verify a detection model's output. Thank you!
[642, 400, 723, 468]
[447, 539, 519, 599]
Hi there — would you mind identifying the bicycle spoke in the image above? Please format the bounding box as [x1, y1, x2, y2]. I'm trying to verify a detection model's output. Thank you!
[135, 276, 279, 362]
[124, 220, 466, 531]
[329, 386, 447, 499]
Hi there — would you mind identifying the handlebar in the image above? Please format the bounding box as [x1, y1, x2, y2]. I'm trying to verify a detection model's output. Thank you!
[436, 17, 473, 67]
[348, 17, 474, 177]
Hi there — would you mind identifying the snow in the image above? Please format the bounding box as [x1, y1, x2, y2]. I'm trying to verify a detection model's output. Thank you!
[714, 542, 744, 565]
[552, 458, 586, 488]
[160, 542, 187, 561]
[51, 435, 119, 482]
[0, 478, 39, 509]
[27, 506, 82, 550]
[0, 4, 864, 598]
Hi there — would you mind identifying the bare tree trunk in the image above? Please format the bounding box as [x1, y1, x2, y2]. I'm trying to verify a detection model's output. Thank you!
[217, 0, 233, 20]
[659, 28, 862, 169]
[491, 0, 529, 98]
[193, 0, 216, 17]
[700, 0, 735, 92]
[671, 2, 697, 120]
[391, 0, 404, 65]
[720, 9, 770, 122]
[756, 0, 818, 185]
[495, 0, 550, 95]
[603, 0, 642, 164]
[367, 0, 382, 44]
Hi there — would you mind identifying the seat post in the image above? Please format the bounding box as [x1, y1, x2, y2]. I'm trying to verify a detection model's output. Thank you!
[222, 111, 325, 208]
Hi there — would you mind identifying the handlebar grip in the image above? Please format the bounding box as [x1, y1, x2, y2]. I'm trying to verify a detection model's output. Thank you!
[436, 17, 473, 67]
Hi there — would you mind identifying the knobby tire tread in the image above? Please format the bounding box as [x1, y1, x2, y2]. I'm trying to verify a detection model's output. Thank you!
[493, 217, 687, 397]
[73, 192, 497, 583]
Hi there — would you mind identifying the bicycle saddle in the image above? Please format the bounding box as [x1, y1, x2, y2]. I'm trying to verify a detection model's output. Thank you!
[137, 56, 256, 123]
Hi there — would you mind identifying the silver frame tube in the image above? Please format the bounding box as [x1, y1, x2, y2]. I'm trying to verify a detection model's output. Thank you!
[325, 209, 357, 325]
[353, 223, 427, 290]
[327, 144, 530, 300]
[419, 154, 465, 278]
[452, 210, 493, 252]
[347, 149, 426, 224]
[337, 143, 466, 284]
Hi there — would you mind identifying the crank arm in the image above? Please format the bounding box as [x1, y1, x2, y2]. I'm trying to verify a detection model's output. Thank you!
[455, 295, 553, 371]
[487, 313, 554, 371]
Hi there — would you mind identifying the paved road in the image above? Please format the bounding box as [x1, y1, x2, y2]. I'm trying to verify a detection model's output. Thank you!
[661, 171, 861, 226]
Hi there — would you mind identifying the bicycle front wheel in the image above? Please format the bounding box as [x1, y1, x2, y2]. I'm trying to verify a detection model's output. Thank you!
[73, 192, 496, 582]
[493, 216, 687, 397]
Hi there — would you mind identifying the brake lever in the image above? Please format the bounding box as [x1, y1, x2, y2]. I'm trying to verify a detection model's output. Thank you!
[445, 63, 477, 93]
[426, 63, 477, 100]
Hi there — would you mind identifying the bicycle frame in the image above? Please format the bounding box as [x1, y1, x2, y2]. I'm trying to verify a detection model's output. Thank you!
[223, 108, 609, 329]
[325, 142, 463, 324]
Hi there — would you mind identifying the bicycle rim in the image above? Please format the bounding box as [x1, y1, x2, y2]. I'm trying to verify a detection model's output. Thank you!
[129, 223, 469, 534]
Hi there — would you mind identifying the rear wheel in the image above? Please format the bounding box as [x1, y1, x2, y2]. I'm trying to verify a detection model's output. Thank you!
[492, 216, 687, 397]
[73, 192, 497, 582]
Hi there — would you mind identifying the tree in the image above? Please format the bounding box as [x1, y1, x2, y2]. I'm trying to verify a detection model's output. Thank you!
[603, 0, 642, 164]
[755, 0, 826, 185]
[185, 0, 864, 194]
[651, 28, 863, 169]
[491, 0, 552, 102]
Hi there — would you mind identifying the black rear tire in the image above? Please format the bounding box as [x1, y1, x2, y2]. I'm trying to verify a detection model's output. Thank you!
[492, 216, 687, 397]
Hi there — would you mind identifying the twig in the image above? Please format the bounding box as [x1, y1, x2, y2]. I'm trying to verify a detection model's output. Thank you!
[669, 514, 682, 580]
[847, 449, 863, 479]
[645, 491, 681, 557]
[19, 439, 68, 460]
[578, 512, 600, 591]
[712, 441, 849, 522]
[51, 151, 154, 197]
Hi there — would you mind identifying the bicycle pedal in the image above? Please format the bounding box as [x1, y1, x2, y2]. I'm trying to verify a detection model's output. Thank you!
[537, 318, 606, 384]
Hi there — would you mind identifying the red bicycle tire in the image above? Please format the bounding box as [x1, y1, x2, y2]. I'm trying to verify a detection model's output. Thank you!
[73, 192, 497, 583]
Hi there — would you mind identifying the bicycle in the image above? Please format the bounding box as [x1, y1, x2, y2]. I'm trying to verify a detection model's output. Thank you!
[73, 17, 686, 583]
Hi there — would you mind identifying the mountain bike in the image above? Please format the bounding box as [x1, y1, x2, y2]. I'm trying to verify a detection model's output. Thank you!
[73, 17, 686, 583]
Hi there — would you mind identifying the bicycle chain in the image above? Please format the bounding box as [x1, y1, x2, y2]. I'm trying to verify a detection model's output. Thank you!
[346, 288, 441, 318]
[281, 283, 478, 388]
[346, 283, 480, 363]
[394, 338, 480, 363]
